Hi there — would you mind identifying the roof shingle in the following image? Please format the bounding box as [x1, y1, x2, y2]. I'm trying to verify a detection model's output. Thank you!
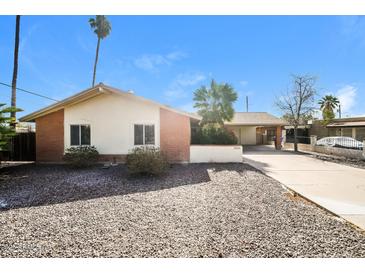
[224, 112, 286, 126]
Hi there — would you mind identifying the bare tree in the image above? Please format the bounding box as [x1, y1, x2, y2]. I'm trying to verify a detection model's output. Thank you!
[276, 75, 317, 152]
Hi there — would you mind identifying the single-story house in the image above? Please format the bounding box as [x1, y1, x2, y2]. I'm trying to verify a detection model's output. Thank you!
[308, 117, 365, 141]
[284, 117, 365, 143]
[225, 112, 286, 148]
[19, 84, 286, 163]
[19, 84, 199, 163]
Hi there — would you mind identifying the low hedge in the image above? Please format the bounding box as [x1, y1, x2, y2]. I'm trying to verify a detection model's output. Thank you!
[126, 146, 169, 176]
[191, 124, 238, 145]
[63, 146, 99, 168]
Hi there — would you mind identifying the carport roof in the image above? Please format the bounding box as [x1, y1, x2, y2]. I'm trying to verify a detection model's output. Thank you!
[225, 112, 287, 126]
[327, 121, 365, 127]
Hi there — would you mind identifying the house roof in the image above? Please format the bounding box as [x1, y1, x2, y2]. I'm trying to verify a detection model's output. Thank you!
[311, 116, 365, 128]
[224, 112, 287, 126]
[19, 83, 200, 122]
[327, 121, 365, 128]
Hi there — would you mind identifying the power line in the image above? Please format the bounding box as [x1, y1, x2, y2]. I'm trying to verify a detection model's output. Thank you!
[0, 82, 59, 102]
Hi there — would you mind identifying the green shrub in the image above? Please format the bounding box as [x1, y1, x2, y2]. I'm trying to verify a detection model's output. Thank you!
[126, 146, 169, 176]
[63, 146, 99, 168]
[191, 124, 238, 145]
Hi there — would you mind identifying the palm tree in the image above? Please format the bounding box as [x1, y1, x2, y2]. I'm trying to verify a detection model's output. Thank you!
[89, 15, 111, 87]
[193, 79, 238, 126]
[318, 95, 340, 124]
[11, 15, 21, 126]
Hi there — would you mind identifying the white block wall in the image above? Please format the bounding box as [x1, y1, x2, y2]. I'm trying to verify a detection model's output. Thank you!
[190, 145, 243, 163]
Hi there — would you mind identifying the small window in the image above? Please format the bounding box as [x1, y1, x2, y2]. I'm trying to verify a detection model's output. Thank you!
[145, 125, 155, 145]
[70, 125, 90, 146]
[134, 124, 155, 145]
[134, 124, 144, 145]
[70, 125, 80, 146]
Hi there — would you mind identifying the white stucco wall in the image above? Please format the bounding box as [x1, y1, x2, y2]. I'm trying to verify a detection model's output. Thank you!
[64, 93, 160, 154]
[227, 126, 257, 145]
[190, 145, 243, 163]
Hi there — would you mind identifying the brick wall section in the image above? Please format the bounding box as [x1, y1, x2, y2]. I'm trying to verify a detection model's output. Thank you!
[160, 108, 191, 163]
[35, 109, 64, 162]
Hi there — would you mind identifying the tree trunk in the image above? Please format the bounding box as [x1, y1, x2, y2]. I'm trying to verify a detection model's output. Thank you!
[11, 15, 21, 127]
[293, 126, 298, 152]
[92, 37, 100, 87]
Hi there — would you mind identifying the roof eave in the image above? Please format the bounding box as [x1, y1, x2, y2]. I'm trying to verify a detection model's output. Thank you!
[19, 85, 105, 122]
[225, 123, 287, 126]
[19, 84, 201, 122]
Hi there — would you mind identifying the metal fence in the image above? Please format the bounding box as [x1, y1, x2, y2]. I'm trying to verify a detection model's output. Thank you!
[285, 135, 311, 144]
[316, 136, 363, 151]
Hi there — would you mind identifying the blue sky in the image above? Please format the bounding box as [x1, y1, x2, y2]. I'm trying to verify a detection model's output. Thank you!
[0, 15, 364, 118]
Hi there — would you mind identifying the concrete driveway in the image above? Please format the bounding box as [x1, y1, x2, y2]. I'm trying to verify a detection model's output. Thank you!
[243, 145, 365, 230]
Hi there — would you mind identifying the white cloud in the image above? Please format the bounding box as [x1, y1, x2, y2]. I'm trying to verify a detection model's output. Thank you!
[20, 24, 39, 52]
[175, 72, 206, 86]
[336, 85, 357, 114]
[166, 50, 187, 61]
[339, 16, 365, 47]
[178, 102, 195, 113]
[164, 88, 187, 100]
[164, 72, 206, 100]
[239, 80, 248, 86]
[134, 50, 187, 72]
[134, 54, 169, 72]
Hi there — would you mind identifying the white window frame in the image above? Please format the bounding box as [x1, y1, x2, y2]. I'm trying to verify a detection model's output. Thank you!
[133, 123, 155, 146]
[70, 124, 91, 146]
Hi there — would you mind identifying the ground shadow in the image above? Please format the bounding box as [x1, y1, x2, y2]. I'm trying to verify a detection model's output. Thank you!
[0, 163, 254, 211]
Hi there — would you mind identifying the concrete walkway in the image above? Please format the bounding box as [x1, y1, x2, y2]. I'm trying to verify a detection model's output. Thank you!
[242, 145, 365, 230]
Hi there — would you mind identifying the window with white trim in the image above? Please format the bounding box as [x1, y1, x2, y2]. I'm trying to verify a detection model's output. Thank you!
[134, 124, 155, 145]
[70, 125, 90, 146]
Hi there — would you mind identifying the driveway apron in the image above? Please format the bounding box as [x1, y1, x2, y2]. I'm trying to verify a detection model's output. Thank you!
[243, 145, 365, 230]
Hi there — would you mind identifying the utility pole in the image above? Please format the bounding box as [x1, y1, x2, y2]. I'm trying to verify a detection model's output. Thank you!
[246, 96, 248, 112]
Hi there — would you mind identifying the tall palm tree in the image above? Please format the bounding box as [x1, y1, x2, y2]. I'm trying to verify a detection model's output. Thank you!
[193, 79, 238, 126]
[89, 15, 111, 87]
[318, 95, 340, 124]
[11, 15, 21, 126]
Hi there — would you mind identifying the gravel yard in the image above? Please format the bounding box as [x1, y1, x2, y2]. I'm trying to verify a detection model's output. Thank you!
[308, 153, 365, 170]
[0, 163, 364, 257]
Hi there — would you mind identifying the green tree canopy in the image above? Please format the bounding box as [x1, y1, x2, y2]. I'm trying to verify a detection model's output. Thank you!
[0, 103, 22, 150]
[89, 15, 111, 39]
[193, 79, 238, 126]
[89, 15, 111, 87]
[318, 95, 340, 125]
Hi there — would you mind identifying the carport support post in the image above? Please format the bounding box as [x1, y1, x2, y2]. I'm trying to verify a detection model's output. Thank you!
[275, 126, 282, 150]
[363, 140, 365, 159]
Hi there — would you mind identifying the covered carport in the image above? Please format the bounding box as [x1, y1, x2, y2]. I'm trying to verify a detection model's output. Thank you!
[225, 112, 287, 149]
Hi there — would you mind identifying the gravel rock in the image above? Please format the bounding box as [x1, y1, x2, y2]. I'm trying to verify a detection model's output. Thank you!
[0, 163, 364, 257]
[308, 153, 365, 170]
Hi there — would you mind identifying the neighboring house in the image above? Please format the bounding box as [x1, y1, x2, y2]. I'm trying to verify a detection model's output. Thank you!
[19, 84, 199, 163]
[285, 117, 365, 143]
[309, 117, 365, 141]
[225, 112, 286, 148]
